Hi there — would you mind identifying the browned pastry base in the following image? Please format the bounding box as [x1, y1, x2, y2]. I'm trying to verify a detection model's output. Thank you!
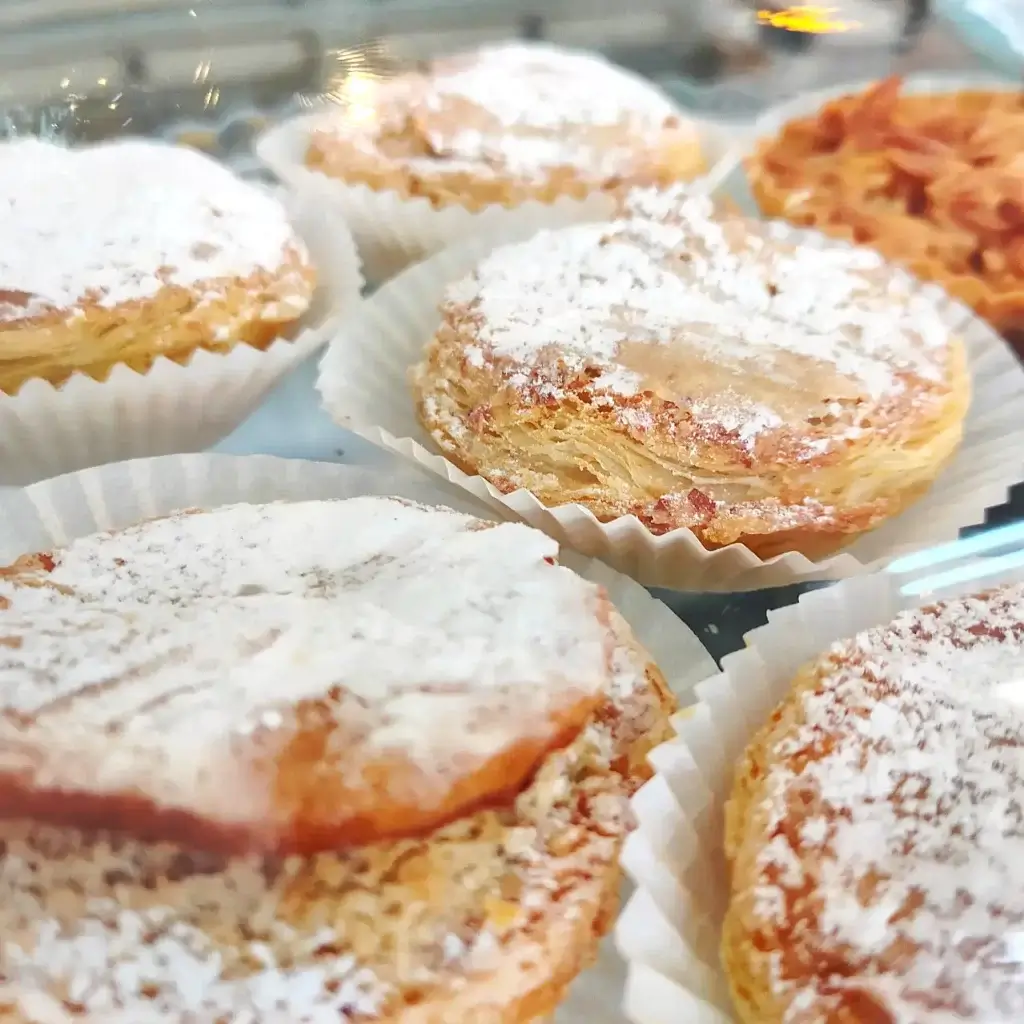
[413, 338, 969, 562]
[0, 249, 315, 395]
[0, 609, 675, 1023]
[305, 127, 707, 212]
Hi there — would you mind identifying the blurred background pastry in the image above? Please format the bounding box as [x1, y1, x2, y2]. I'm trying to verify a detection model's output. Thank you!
[413, 186, 969, 561]
[746, 78, 1024, 352]
[0, 137, 315, 395]
[0, 495, 675, 1021]
[304, 41, 707, 213]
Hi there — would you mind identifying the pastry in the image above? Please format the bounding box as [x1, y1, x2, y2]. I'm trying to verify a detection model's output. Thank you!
[723, 583, 1024, 1022]
[746, 78, 1024, 350]
[0, 497, 674, 1022]
[305, 42, 706, 212]
[412, 186, 970, 560]
[0, 138, 316, 395]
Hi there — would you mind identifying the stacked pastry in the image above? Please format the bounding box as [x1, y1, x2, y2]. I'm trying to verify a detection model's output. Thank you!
[412, 186, 970, 560]
[0, 497, 674, 1021]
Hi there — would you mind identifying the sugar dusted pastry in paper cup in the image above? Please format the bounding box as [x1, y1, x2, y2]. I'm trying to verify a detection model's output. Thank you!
[617, 562, 1024, 1024]
[0, 452, 716, 1024]
[258, 41, 714, 283]
[318, 184, 1024, 592]
[0, 138, 362, 485]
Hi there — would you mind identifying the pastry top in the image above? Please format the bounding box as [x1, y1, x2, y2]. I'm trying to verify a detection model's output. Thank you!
[0, 498, 614, 852]
[727, 584, 1024, 1022]
[306, 42, 696, 196]
[429, 187, 960, 516]
[0, 138, 312, 325]
[0, 605, 671, 1024]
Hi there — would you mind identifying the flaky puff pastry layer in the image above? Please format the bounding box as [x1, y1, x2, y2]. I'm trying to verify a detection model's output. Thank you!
[305, 42, 706, 211]
[0, 248, 315, 395]
[412, 188, 970, 561]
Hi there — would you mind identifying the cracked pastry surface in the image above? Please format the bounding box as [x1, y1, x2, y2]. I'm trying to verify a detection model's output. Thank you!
[0, 498, 620, 853]
[304, 42, 706, 210]
[724, 584, 1024, 1023]
[412, 186, 969, 560]
[0, 139, 315, 395]
[0, 498, 675, 1023]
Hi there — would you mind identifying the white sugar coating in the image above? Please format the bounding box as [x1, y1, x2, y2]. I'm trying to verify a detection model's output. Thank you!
[753, 583, 1024, 1022]
[0, 138, 307, 320]
[431, 42, 678, 131]
[0, 498, 610, 829]
[443, 185, 956, 452]
[318, 41, 682, 182]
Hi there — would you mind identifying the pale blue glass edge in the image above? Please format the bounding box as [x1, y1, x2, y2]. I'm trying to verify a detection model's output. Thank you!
[933, 0, 1024, 77]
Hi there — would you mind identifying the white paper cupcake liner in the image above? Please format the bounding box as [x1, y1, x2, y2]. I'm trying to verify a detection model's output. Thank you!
[0, 451, 719, 1024]
[703, 72, 1021, 217]
[256, 112, 736, 286]
[614, 552, 1024, 1024]
[0, 191, 364, 487]
[316, 219, 1024, 593]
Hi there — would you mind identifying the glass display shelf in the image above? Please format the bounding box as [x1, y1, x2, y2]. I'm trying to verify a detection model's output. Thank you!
[0, 0, 1018, 660]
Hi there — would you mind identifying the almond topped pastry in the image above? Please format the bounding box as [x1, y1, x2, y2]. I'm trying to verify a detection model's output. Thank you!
[0, 497, 674, 1022]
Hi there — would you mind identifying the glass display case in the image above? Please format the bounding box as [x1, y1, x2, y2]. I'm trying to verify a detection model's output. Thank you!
[1, 8, 1023, 1024]
[0, 0, 1017, 649]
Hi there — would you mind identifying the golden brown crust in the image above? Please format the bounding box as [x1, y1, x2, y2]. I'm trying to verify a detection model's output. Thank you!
[723, 584, 1024, 1023]
[412, 187, 969, 560]
[304, 42, 705, 211]
[0, 247, 316, 394]
[0, 591, 675, 1023]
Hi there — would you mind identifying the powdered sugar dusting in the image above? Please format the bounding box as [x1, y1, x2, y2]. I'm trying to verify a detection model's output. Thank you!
[444, 186, 955, 454]
[315, 42, 682, 183]
[751, 583, 1024, 1021]
[0, 570, 654, 1023]
[421, 42, 679, 179]
[0, 138, 306, 321]
[0, 498, 610, 833]
[0, 826, 386, 1022]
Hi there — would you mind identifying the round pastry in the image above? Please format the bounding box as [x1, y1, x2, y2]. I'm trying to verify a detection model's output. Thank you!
[723, 583, 1024, 1023]
[305, 42, 706, 211]
[0, 497, 674, 1022]
[412, 186, 970, 560]
[0, 138, 316, 395]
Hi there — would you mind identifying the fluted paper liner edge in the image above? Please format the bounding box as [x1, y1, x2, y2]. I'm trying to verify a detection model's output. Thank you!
[0, 451, 719, 1024]
[0, 191, 364, 486]
[315, 220, 1024, 592]
[257, 113, 738, 285]
[614, 562, 1024, 1024]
